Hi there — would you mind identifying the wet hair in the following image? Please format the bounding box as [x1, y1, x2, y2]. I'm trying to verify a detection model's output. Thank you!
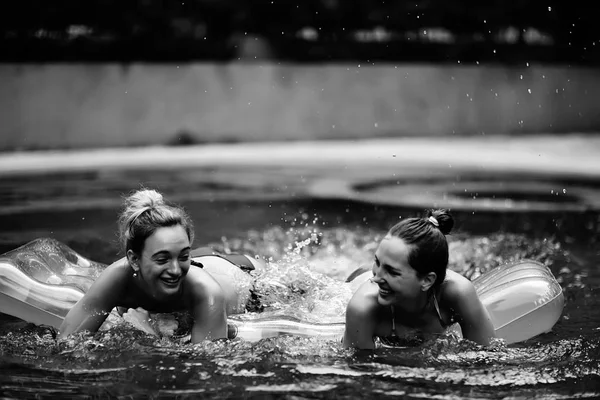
[118, 188, 195, 255]
[387, 209, 454, 288]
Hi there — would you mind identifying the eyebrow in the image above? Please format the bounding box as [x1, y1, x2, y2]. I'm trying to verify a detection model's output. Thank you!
[374, 255, 401, 273]
[151, 247, 191, 258]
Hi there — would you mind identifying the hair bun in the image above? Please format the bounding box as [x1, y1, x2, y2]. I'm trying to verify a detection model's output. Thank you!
[127, 188, 165, 210]
[428, 209, 454, 235]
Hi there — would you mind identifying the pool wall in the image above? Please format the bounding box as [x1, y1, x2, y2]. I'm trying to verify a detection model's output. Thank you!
[1, 63, 599, 150]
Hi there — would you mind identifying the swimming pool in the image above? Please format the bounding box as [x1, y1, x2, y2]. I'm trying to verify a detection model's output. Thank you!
[0, 164, 599, 399]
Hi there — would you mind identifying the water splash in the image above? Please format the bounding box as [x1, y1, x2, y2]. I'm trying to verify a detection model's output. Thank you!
[1, 221, 597, 398]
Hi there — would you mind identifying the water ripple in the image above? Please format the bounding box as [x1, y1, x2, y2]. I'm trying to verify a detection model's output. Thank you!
[0, 228, 597, 399]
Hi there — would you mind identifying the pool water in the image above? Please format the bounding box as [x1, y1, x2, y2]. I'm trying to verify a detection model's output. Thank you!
[0, 172, 599, 399]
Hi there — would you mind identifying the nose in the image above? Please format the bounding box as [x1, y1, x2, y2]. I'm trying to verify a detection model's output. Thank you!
[371, 265, 385, 284]
[167, 259, 182, 276]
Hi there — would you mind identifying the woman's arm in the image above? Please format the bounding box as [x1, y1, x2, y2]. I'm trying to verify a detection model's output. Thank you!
[343, 287, 378, 349]
[186, 269, 228, 343]
[444, 276, 495, 346]
[58, 260, 128, 338]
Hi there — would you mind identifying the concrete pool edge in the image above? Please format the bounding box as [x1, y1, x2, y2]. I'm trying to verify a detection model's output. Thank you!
[1, 134, 599, 178]
[1, 134, 599, 213]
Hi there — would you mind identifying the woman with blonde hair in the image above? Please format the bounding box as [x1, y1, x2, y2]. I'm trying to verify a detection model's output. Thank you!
[59, 188, 257, 343]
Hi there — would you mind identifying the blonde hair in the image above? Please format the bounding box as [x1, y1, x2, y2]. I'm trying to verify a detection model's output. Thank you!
[118, 189, 194, 254]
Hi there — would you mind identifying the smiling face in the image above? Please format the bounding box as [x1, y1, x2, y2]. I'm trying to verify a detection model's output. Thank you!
[371, 235, 430, 307]
[128, 224, 191, 301]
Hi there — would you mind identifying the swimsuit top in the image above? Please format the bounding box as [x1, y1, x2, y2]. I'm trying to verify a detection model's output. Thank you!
[376, 292, 457, 348]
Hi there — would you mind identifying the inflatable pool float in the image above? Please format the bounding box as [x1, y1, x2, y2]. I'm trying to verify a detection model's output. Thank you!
[0, 238, 564, 345]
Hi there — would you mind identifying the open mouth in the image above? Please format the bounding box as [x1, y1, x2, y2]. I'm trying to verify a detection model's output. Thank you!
[378, 287, 393, 297]
[160, 276, 181, 287]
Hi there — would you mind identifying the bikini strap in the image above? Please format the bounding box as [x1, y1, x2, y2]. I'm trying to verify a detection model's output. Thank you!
[391, 294, 444, 337]
[390, 305, 397, 337]
[432, 292, 445, 327]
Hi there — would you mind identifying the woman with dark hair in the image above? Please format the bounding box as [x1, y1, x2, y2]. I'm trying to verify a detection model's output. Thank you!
[343, 209, 495, 349]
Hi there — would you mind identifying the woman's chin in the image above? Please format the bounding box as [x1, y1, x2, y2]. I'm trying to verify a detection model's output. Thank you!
[150, 283, 182, 301]
[377, 291, 396, 306]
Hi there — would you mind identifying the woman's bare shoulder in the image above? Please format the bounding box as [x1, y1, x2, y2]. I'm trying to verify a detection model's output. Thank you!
[183, 266, 225, 300]
[103, 257, 132, 275]
[347, 280, 380, 314]
[440, 270, 479, 305]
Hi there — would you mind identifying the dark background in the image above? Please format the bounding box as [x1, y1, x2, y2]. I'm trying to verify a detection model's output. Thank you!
[1, 0, 598, 64]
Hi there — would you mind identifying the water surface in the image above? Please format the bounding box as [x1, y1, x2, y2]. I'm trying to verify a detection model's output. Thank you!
[0, 169, 599, 399]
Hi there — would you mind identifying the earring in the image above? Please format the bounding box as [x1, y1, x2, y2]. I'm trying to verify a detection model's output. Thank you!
[133, 271, 138, 278]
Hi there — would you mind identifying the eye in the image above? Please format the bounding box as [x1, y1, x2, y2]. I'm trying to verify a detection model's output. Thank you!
[155, 258, 168, 264]
[371, 258, 379, 276]
[179, 254, 190, 262]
